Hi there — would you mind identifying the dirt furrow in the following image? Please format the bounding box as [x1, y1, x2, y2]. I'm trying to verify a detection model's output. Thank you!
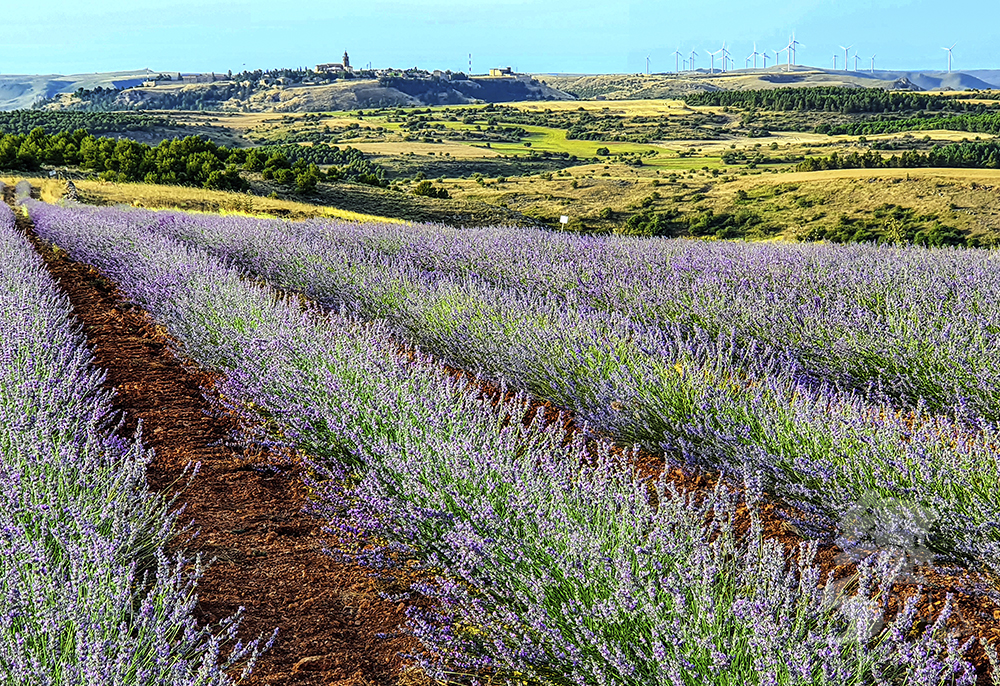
[4, 188, 420, 686]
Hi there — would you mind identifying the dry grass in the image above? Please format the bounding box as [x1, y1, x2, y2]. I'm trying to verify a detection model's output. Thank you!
[3, 175, 402, 224]
[512, 99, 692, 115]
[441, 162, 1000, 239]
[773, 167, 1000, 185]
[444, 163, 685, 225]
[691, 169, 1000, 239]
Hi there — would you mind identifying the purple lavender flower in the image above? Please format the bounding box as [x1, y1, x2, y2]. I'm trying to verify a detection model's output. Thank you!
[20, 196, 990, 685]
[0, 190, 273, 685]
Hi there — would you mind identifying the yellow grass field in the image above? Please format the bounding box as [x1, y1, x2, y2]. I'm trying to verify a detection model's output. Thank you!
[3, 176, 402, 224]
[768, 167, 1000, 185]
[688, 168, 1000, 239]
[512, 99, 693, 115]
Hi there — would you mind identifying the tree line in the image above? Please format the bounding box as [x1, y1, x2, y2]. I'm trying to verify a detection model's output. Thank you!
[686, 87, 996, 114]
[0, 110, 176, 135]
[0, 128, 389, 193]
[796, 140, 1000, 171]
[817, 111, 1000, 136]
[0, 129, 246, 189]
[249, 144, 388, 187]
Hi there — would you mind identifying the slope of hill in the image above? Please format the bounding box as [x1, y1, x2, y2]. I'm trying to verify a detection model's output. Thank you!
[0, 70, 155, 110]
[537, 73, 719, 100]
[538, 67, 997, 100]
[32, 74, 573, 113]
[3, 66, 997, 114]
[109, 80, 428, 112]
[963, 70, 1000, 88]
[873, 70, 996, 91]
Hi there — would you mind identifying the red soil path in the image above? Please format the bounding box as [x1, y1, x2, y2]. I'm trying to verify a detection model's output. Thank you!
[5, 189, 423, 685]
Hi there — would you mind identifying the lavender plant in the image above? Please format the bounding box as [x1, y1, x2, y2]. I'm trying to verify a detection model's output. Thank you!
[132, 209, 1000, 420]
[22, 197, 988, 685]
[0, 195, 273, 685]
[68, 204, 1000, 580]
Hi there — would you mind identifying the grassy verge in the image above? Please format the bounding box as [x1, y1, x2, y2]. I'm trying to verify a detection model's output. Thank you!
[2, 175, 401, 223]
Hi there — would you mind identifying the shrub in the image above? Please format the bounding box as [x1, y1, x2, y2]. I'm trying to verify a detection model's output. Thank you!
[295, 165, 322, 193]
[414, 180, 450, 199]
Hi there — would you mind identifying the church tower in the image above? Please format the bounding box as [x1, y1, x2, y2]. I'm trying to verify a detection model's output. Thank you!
[343, 51, 350, 69]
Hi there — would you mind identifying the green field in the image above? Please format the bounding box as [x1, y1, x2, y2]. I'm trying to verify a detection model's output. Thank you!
[5, 88, 1000, 245]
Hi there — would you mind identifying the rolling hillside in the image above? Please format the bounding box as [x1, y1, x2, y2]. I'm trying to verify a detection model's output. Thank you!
[0, 70, 156, 110]
[538, 67, 998, 101]
[1, 65, 997, 113]
[19, 73, 572, 113]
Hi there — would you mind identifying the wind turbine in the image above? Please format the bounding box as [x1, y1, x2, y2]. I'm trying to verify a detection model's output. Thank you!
[748, 42, 760, 69]
[840, 45, 853, 71]
[854, 54, 861, 71]
[833, 54, 838, 70]
[870, 54, 876, 73]
[646, 55, 651, 75]
[762, 51, 769, 69]
[789, 32, 801, 66]
[673, 49, 683, 73]
[775, 47, 786, 70]
[942, 42, 957, 73]
[722, 42, 732, 72]
[690, 49, 698, 70]
[707, 48, 722, 74]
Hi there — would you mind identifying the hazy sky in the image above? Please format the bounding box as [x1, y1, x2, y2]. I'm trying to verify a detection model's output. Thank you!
[1, 0, 995, 75]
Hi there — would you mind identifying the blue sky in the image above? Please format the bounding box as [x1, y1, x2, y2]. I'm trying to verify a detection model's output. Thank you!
[1, 0, 995, 75]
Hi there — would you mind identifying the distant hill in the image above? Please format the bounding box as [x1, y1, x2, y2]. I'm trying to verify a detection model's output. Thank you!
[963, 70, 1000, 88]
[2, 65, 998, 113]
[0, 70, 156, 110]
[860, 70, 996, 91]
[533, 73, 720, 100]
[538, 67, 999, 100]
[18, 72, 572, 113]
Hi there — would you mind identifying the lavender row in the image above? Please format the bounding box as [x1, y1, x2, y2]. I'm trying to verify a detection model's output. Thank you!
[0, 193, 271, 685]
[91, 204, 1000, 580]
[23, 197, 989, 685]
[138, 210, 1000, 420]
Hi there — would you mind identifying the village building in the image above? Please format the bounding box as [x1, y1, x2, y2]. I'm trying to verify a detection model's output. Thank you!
[317, 51, 353, 74]
[178, 73, 220, 84]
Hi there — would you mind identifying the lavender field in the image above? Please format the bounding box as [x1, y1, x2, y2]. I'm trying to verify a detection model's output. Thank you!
[0, 185, 271, 685]
[16, 194, 1000, 684]
[33, 202, 1000, 578]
